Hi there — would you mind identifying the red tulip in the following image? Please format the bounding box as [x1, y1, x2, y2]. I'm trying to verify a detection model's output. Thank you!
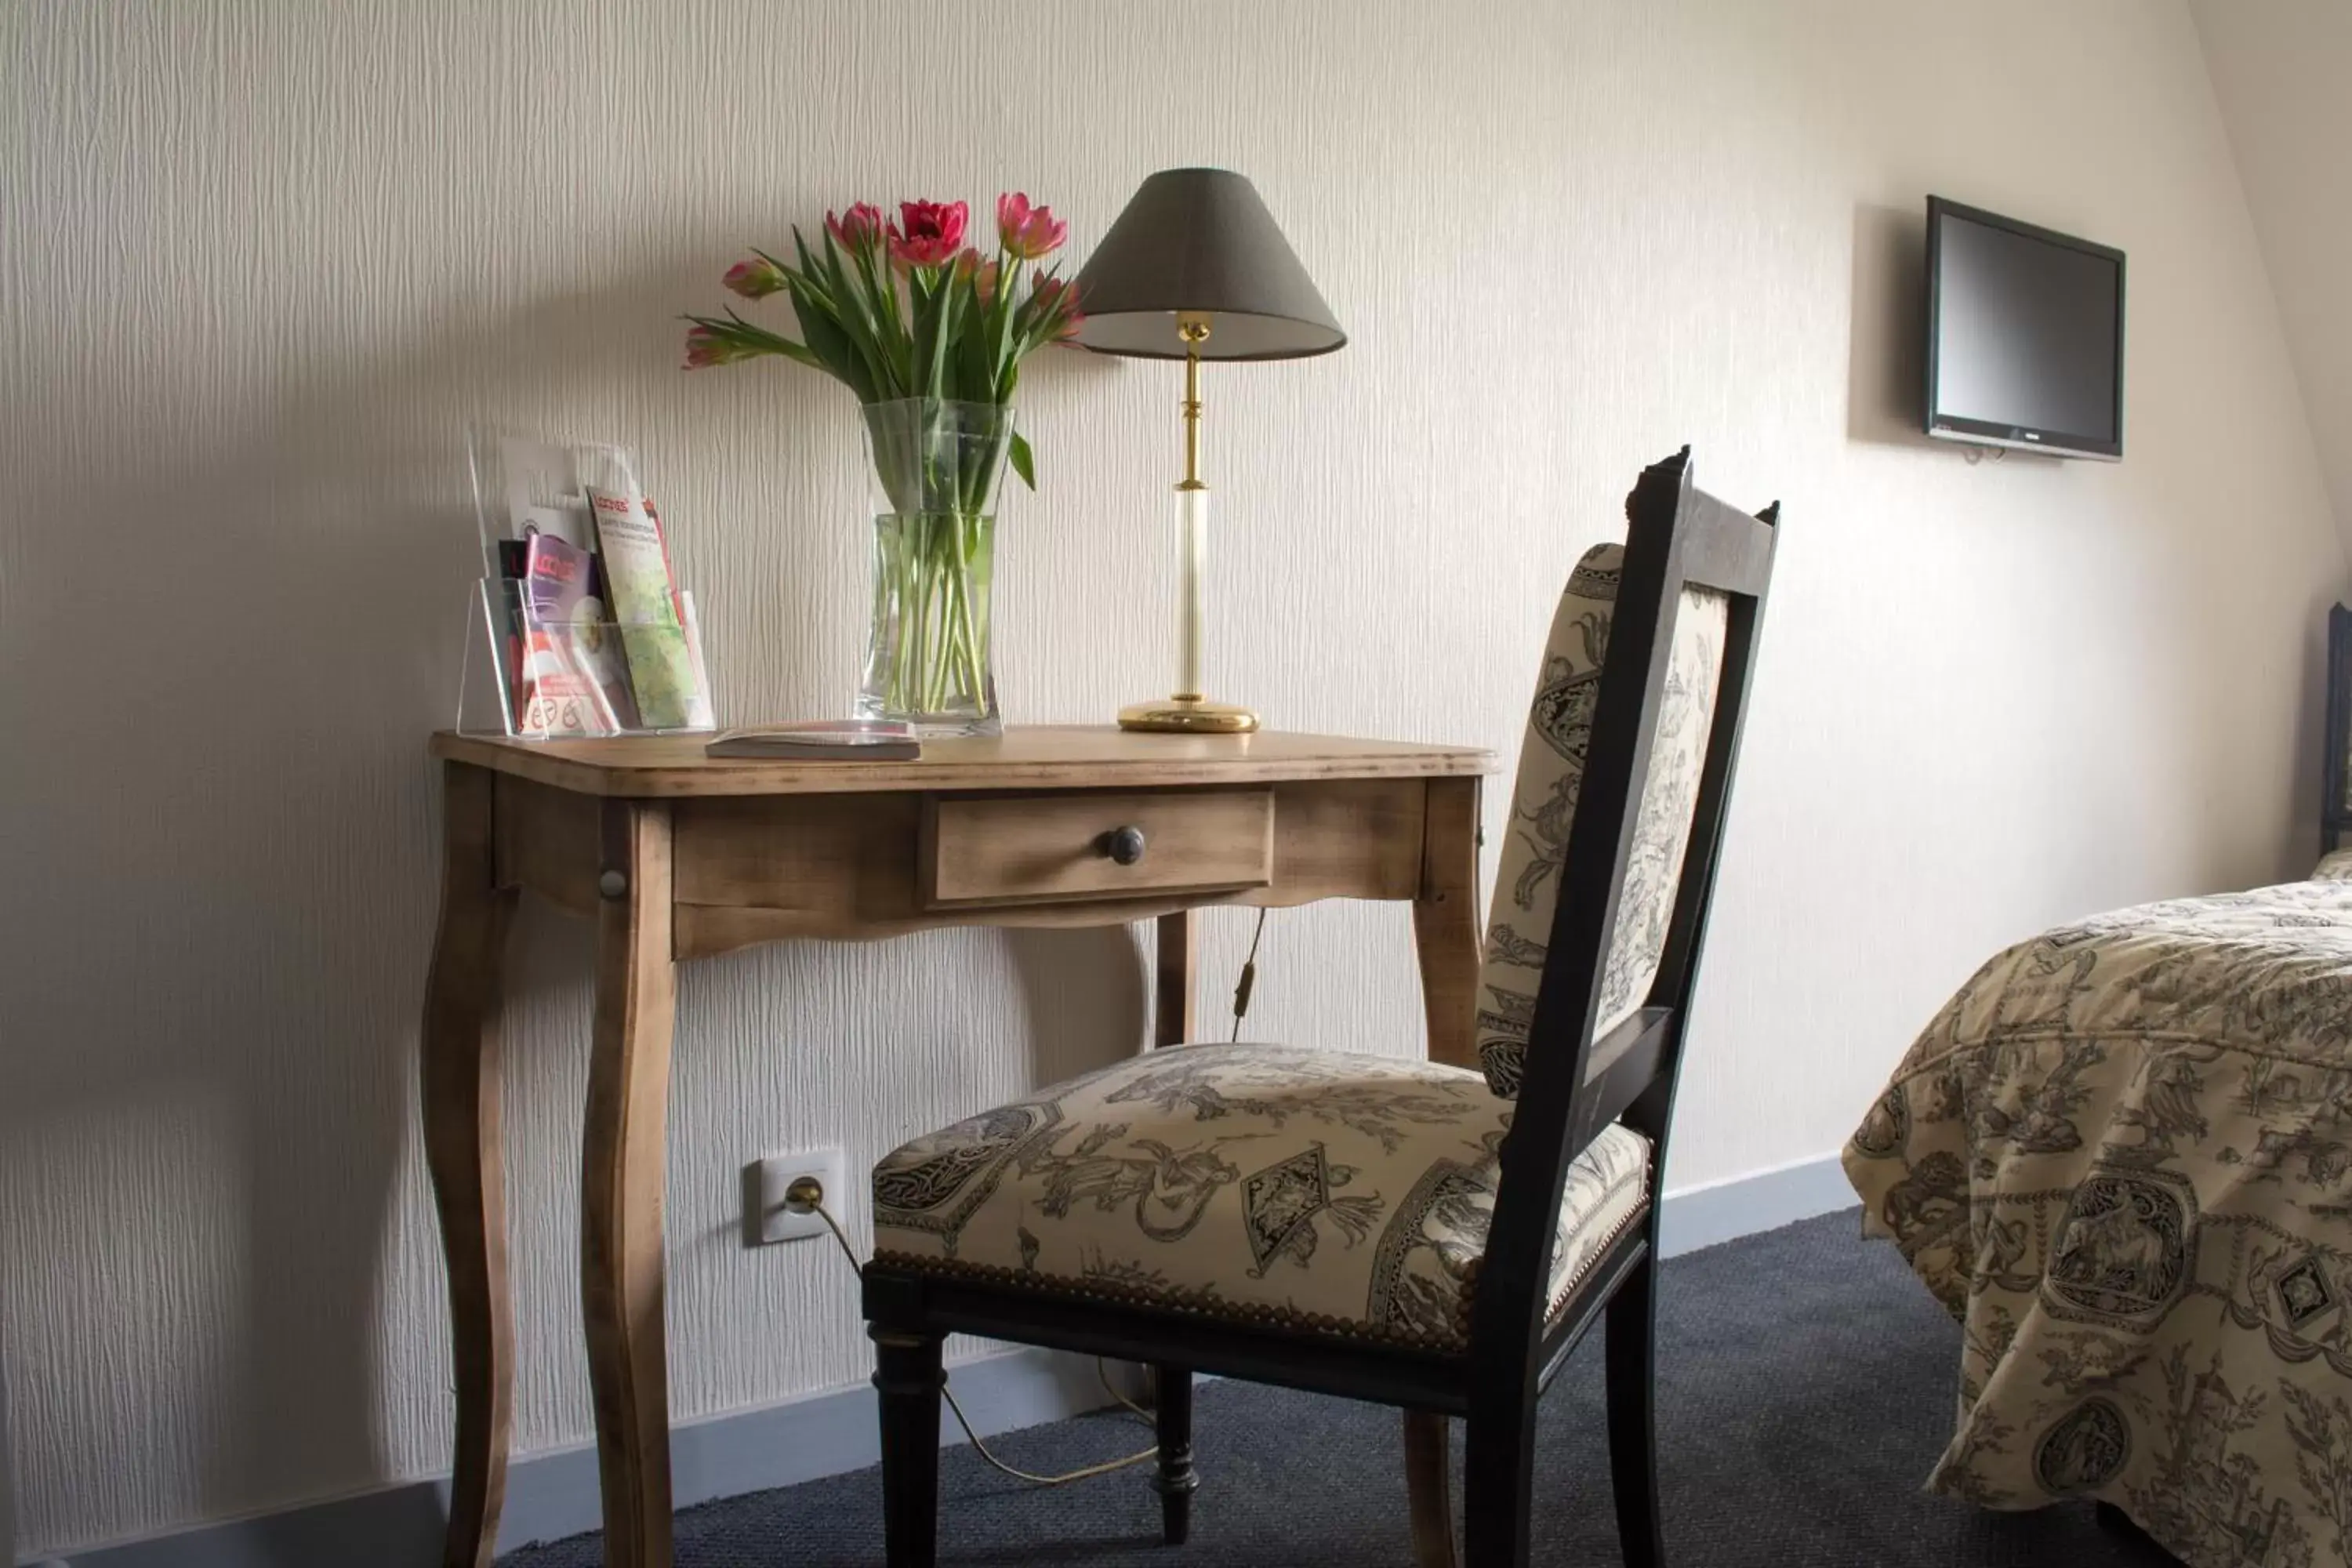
[996, 192, 1067, 260]
[826, 202, 886, 249]
[683, 325, 747, 368]
[888, 199, 968, 270]
[722, 256, 786, 299]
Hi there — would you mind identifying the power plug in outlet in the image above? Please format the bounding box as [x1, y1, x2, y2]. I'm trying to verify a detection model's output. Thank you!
[743, 1148, 850, 1247]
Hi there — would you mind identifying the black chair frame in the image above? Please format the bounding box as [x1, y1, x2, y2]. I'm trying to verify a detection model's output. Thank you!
[863, 447, 1780, 1568]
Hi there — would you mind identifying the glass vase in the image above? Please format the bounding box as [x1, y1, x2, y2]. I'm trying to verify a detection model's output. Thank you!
[858, 397, 1011, 736]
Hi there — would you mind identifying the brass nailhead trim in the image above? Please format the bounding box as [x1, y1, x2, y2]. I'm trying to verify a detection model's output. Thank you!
[871, 1187, 1652, 1355]
[1547, 1189, 1652, 1319]
[869, 1249, 1475, 1352]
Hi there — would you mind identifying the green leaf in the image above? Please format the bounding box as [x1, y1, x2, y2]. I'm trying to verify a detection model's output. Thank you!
[849, 241, 913, 392]
[812, 230, 900, 400]
[786, 280, 875, 402]
[764, 241, 823, 307]
[909, 270, 960, 402]
[684, 311, 830, 372]
[1008, 430, 1036, 491]
[930, 287, 959, 403]
[954, 310, 986, 401]
[989, 260, 1018, 391]
[790, 230, 822, 288]
[906, 271, 935, 399]
[955, 272, 1005, 402]
[745, 332, 826, 372]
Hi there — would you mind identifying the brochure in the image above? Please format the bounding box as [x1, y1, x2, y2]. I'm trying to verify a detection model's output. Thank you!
[586, 485, 710, 731]
[513, 532, 637, 736]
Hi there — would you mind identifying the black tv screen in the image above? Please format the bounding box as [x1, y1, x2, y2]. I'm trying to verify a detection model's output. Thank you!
[1925, 197, 2125, 460]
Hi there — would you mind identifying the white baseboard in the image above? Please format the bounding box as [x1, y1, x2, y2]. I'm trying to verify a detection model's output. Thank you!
[42, 1153, 1856, 1568]
[1657, 1149, 1853, 1258]
[40, 1345, 1131, 1568]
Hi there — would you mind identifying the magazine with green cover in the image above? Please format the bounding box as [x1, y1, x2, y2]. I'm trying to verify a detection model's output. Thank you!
[585, 485, 710, 731]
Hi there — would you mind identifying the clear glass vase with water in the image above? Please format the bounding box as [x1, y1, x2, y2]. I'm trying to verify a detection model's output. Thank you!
[858, 397, 1011, 736]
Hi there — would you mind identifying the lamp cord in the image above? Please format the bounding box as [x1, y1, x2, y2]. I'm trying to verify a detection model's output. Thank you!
[805, 1198, 1158, 1486]
[1228, 907, 1270, 1043]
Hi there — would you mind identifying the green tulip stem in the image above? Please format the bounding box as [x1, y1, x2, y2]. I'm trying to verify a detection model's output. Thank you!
[869, 508, 991, 722]
[858, 399, 1007, 728]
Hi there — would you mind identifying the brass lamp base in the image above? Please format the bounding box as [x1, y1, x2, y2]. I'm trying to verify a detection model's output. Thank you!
[1117, 697, 1261, 735]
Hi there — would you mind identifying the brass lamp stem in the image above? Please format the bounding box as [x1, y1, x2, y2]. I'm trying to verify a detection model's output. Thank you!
[1175, 321, 1208, 702]
[1116, 316, 1258, 735]
[1180, 323, 1206, 490]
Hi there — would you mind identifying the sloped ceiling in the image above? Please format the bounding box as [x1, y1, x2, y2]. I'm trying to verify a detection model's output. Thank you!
[2194, 0, 2352, 557]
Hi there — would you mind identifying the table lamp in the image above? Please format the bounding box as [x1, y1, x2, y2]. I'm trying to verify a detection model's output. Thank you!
[1072, 168, 1345, 733]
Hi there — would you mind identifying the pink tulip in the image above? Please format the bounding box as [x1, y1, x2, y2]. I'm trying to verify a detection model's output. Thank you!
[996, 192, 1067, 260]
[1030, 274, 1083, 339]
[683, 325, 746, 368]
[955, 246, 1001, 304]
[826, 202, 886, 249]
[888, 199, 968, 270]
[722, 256, 786, 299]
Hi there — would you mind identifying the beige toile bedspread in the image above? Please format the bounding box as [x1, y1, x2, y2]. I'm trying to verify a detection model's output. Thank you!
[1845, 870, 2352, 1568]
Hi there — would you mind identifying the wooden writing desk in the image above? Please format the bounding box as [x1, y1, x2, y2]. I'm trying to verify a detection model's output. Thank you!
[419, 726, 1493, 1568]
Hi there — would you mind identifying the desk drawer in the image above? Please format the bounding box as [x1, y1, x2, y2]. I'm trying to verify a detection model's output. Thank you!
[920, 788, 1274, 909]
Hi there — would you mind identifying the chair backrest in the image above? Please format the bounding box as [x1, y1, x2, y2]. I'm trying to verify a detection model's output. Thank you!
[1470, 448, 1778, 1354]
[1474, 538, 1727, 1103]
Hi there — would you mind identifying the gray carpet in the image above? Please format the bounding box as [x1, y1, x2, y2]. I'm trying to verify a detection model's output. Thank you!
[504, 1210, 2184, 1566]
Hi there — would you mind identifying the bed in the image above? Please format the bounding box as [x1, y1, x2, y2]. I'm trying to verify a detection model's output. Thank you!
[1848, 606, 2352, 1566]
[1846, 870, 2352, 1564]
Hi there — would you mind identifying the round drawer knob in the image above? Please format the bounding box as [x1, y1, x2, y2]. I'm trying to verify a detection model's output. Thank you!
[1099, 826, 1148, 866]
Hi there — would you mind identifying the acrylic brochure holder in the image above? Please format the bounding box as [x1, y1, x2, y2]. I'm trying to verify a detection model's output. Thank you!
[455, 579, 715, 739]
[455, 428, 717, 740]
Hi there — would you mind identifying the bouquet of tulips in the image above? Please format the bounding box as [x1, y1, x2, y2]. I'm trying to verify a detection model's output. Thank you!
[684, 194, 1082, 491]
[683, 195, 1084, 728]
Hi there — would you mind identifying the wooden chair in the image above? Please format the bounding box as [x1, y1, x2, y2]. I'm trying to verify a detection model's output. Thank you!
[862, 448, 1780, 1567]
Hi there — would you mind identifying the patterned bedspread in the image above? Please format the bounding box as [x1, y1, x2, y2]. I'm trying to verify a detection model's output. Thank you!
[1844, 875, 2352, 1568]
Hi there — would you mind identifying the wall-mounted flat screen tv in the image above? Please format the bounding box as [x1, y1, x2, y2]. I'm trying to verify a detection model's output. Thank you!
[1925, 196, 2125, 461]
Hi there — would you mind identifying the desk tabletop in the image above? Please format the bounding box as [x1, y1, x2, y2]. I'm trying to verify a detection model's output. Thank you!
[431, 725, 1497, 798]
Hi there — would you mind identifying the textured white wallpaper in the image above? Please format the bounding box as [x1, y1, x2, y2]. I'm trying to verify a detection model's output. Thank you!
[2192, 0, 2352, 554]
[2, 0, 2343, 1554]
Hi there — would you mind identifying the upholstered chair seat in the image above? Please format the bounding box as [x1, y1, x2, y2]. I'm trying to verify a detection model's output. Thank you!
[873, 1044, 1650, 1352]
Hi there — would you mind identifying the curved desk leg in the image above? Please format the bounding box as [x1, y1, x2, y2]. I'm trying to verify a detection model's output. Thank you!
[422, 762, 519, 1568]
[583, 800, 679, 1568]
[1414, 777, 1484, 1071]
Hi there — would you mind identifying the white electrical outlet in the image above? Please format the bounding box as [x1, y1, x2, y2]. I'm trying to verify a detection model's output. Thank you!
[744, 1147, 850, 1246]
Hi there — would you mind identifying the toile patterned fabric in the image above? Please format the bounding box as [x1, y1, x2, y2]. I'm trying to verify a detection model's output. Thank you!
[2315, 849, 2352, 882]
[1844, 879, 2352, 1568]
[1475, 541, 1729, 1098]
[873, 1044, 1650, 1351]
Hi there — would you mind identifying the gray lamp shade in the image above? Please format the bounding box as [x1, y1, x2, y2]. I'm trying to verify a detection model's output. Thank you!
[1071, 169, 1345, 361]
